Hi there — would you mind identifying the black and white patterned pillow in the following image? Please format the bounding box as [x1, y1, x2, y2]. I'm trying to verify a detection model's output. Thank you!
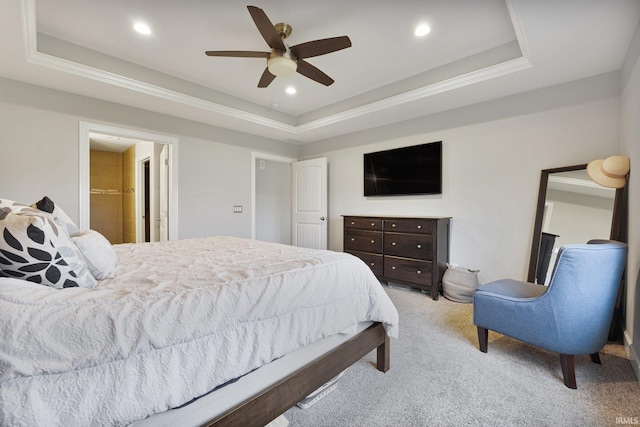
[31, 196, 81, 237]
[0, 198, 31, 212]
[0, 204, 97, 289]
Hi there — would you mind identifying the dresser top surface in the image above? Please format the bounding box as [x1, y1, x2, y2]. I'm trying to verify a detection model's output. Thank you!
[342, 215, 451, 220]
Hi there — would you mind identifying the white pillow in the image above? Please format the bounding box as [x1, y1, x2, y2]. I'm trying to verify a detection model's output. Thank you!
[72, 230, 117, 280]
[0, 205, 97, 289]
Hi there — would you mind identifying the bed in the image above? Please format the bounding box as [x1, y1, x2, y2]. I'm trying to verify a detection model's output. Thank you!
[0, 198, 399, 426]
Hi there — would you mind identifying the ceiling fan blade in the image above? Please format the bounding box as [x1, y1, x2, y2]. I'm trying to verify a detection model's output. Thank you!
[205, 50, 269, 58]
[290, 36, 352, 59]
[247, 6, 286, 51]
[258, 67, 276, 88]
[296, 59, 334, 86]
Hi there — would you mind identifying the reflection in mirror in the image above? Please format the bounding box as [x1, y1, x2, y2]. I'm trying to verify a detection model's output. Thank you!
[528, 164, 624, 285]
[537, 169, 616, 284]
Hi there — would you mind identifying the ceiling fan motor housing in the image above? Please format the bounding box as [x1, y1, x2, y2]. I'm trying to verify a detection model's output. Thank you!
[274, 23, 292, 39]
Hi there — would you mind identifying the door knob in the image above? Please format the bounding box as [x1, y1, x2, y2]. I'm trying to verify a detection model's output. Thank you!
[320, 217, 326, 221]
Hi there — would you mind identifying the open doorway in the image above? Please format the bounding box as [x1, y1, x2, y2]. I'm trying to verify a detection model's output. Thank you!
[79, 122, 179, 242]
[87, 134, 156, 244]
[251, 153, 296, 244]
[143, 159, 151, 242]
[251, 153, 328, 249]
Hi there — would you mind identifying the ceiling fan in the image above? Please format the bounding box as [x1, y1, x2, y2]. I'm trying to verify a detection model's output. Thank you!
[205, 6, 352, 88]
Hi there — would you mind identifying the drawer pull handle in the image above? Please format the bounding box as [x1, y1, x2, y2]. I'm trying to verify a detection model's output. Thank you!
[391, 223, 396, 227]
[370, 240, 375, 244]
[416, 244, 422, 249]
[370, 262, 375, 266]
[391, 242, 396, 246]
[416, 270, 422, 274]
[350, 221, 355, 225]
[350, 237, 355, 241]
[391, 266, 396, 270]
[370, 222, 375, 226]
[417, 225, 422, 229]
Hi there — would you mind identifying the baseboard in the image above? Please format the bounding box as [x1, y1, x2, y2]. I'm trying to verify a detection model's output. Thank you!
[623, 329, 639, 386]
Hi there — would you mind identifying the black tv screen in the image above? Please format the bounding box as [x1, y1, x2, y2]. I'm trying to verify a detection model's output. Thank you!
[364, 141, 442, 196]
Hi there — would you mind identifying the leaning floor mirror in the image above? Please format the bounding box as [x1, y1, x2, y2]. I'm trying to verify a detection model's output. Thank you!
[527, 164, 625, 286]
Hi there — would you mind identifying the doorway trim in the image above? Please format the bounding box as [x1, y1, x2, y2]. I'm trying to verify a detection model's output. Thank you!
[79, 122, 179, 240]
[251, 152, 296, 240]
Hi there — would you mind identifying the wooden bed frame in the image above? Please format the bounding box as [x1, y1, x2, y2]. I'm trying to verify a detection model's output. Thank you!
[205, 322, 390, 426]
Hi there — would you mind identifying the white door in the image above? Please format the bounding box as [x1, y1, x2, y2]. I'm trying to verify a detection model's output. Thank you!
[292, 158, 328, 249]
[159, 144, 169, 241]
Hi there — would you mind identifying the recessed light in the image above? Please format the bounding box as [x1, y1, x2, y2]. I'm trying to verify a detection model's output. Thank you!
[134, 22, 152, 35]
[414, 24, 431, 37]
[285, 86, 296, 95]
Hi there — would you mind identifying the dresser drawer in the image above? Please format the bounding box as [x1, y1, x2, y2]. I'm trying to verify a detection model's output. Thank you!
[384, 232, 432, 260]
[344, 229, 383, 254]
[384, 256, 432, 286]
[344, 216, 383, 231]
[384, 218, 433, 234]
[347, 250, 384, 277]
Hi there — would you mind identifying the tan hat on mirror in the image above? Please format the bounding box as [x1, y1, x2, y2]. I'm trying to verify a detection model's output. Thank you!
[587, 155, 630, 189]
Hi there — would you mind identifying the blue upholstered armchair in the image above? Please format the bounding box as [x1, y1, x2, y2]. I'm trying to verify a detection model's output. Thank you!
[473, 241, 627, 388]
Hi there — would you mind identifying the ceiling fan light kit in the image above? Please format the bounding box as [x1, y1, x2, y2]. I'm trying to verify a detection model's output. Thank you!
[205, 5, 351, 88]
[267, 53, 297, 77]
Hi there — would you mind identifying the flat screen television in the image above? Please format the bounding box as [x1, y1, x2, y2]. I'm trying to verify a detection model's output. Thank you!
[364, 141, 442, 196]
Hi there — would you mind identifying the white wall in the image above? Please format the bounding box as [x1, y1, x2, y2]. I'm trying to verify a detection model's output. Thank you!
[300, 85, 620, 285]
[0, 77, 297, 240]
[0, 100, 80, 212]
[176, 137, 255, 239]
[620, 22, 640, 380]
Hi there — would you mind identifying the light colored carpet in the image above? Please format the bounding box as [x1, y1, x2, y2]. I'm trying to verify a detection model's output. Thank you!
[284, 285, 640, 426]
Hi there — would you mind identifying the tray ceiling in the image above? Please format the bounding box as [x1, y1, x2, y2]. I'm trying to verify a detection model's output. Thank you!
[0, 0, 638, 144]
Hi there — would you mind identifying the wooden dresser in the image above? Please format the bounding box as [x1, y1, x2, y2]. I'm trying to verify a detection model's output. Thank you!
[343, 215, 450, 300]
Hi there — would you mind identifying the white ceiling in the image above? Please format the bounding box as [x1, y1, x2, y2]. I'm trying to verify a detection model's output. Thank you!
[89, 133, 146, 153]
[0, 0, 639, 145]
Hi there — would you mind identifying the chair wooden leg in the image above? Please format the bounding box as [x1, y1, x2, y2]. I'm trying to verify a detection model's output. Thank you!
[590, 352, 601, 364]
[477, 326, 488, 353]
[559, 354, 577, 389]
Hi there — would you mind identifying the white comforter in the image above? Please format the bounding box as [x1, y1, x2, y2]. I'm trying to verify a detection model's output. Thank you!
[0, 236, 398, 426]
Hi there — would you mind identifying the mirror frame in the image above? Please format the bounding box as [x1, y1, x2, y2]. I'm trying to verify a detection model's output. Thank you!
[527, 164, 626, 282]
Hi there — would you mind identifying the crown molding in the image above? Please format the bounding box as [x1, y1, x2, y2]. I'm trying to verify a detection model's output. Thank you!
[20, 0, 531, 141]
[296, 56, 531, 133]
